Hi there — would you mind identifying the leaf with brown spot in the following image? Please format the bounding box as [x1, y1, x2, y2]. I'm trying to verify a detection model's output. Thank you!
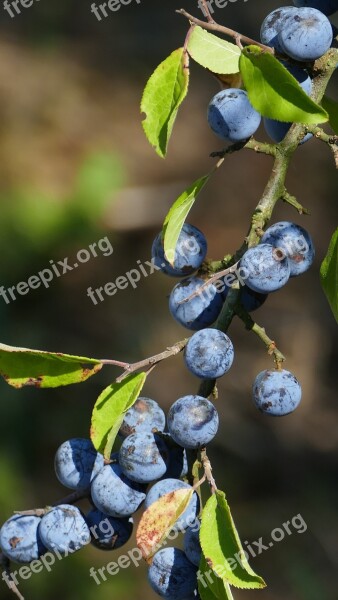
[0, 343, 102, 389]
[136, 488, 193, 562]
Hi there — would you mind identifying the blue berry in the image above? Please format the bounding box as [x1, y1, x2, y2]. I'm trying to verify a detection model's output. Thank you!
[264, 63, 313, 143]
[167, 396, 219, 450]
[184, 524, 202, 567]
[38, 505, 90, 554]
[264, 118, 313, 144]
[239, 286, 268, 312]
[293, 0, 337, 16]
[152, 224, 207, 277]
[119, 432, 170, 484]
[261, 221, 315, 276]
[119, 397, 166, 438]
[278, 7, 333, 62]
[0, 515, 46, 564]
[54, 438, 104, 491]
[222, 283, 267, 312]
[169, 276, 223, 331]
[86, 509, 133, 550]
[184, 328, 234, 379]
[239, 244, 290, 293]
[145, 479, 200, 532]
[260, 7, 298, 53]
[148, 547, 197, 600]
[164, 439, 188, 478]
[208, 89, 261, 143]
[253, 369, 302, 416]
[91, 463, 146, 517]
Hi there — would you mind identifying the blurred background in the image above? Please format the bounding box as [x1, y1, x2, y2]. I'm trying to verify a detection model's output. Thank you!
[0, 1, 337, 599]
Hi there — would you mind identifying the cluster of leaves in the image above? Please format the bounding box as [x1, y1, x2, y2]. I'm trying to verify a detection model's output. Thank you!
[136, 488, 266, 600]
[0, 343, 267, 597]
[141, 25, 338, 320]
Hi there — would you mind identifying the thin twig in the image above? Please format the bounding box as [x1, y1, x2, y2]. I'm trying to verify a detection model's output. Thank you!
[210, 138, 276, 159]
[305, 125, 338, 146]
[200, 448, 217, 493]
[281, 189, 310, 215]
[14, 508, 50, 517]
[116, 339, 188, 382]
[183, 24, 194, 70]
[52, 489, 90, 507]
[236, 306, 286, 368]
[178, 262, 239, 305]
[176, 9, 274, 53]
[14, 489, 90, 517]
[0, 553, 25, 600]
[199, 0, 215, 23]
[305, 126, 338, 168]
[100, 359, 130, 368]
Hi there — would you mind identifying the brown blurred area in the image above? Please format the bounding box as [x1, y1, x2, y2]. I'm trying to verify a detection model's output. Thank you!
[0, 1, 337, 599]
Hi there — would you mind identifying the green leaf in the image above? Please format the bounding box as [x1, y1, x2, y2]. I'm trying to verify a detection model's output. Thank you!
[199, 555, 235, 600]
[90, 372, 147, 459]
[320, 228, 338, 323]
[187, 27, 240, 75]
[141, 48, 189, 158]
[137, 488, 194, 562]
[0, 343, 102, 389]
[240, 46, 328, 124]
[322, 96, 338, 134]
[200, 490, 266, 589]
[163, 175, 210, 264]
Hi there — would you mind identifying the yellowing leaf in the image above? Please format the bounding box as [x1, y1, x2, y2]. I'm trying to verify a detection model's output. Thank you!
[141, 48, 189, 158]
[136, 488, 193, 562]
[90, 372, 147, 459]
[187, 27, 240, 74]
[0, 343, 102, 389]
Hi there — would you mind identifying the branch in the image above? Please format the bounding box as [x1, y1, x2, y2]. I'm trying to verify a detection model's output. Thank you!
[116, 339, 188, 382]
[236, 306, 286, 368]
[246, 149, 292, 248]
[176, 9, 274, 53]
[210, 138, 276, 159]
